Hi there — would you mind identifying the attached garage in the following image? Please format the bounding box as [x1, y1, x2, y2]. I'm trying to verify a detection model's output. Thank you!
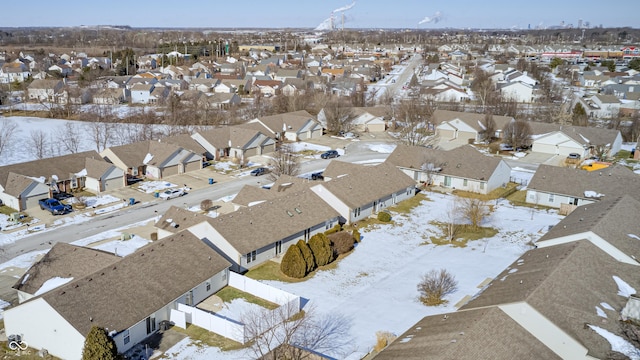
[260, 142, 276, 155]
[161, 164, 180, 177]
[183, 158, 202, 173]
[436, 123, 456, 140]
[532, 132, 584, 157]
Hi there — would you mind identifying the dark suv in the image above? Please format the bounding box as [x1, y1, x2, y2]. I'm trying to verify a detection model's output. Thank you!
[321, 150, 340, 159]
[250, 167, 268, 176]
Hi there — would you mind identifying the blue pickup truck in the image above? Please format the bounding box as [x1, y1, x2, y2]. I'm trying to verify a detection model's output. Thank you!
[39, 198, 72, 215]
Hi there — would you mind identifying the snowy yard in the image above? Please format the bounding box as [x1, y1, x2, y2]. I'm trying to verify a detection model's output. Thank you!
[164, 192, 563, 359]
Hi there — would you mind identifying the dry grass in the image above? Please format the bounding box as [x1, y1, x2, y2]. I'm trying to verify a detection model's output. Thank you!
[170, 324, 245, 352]
[373, 331, 398, 352]
[215, 286, 279, 310]
[426, 222, 498, 247]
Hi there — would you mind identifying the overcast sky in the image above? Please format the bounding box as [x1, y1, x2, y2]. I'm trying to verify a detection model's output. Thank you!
[3, 0, 638, 29]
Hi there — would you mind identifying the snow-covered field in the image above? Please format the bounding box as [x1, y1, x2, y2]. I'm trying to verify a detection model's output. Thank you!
[163, 192, 563, 359]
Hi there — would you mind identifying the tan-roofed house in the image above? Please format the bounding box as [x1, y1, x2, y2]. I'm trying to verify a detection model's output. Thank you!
[249, 110, 323, 141]
[100, 140, 202, 180]
[192, 127, 275, 161]
[4, 231, 231, 360]
[386, 144, 511, 194]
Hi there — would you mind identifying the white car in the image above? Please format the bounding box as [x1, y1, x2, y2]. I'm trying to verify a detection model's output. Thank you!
[159, 188, 185, 200]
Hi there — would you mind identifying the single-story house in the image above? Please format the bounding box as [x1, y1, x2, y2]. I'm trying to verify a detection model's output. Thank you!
[84, 157, 126, 194]
[100, 141, 202, 180]
[249, 110, 323, 141]
[529, 123, 623, 158]
[432, 110, 514, 147]
[27, 79, 65, 102]
[0, 151, 105, 211]
[157, 189, 341, 273]
[525, 164, 640, 209]
[311, 161, 416, 224]
[92, 88, 129, 105]
[191, 127, 275, 162]
[386, 144, 512, 194]
[4, 232, 231, 360]
[349, 107, 389, 133]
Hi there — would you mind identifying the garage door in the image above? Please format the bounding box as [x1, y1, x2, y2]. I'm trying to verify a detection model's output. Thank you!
[558, 145, 580, 157]
[162, 165, 179, 177]
[457, 131, 476, 143]
[367, 123, 386, 132]
[105, 177, 124, 191]
[438, 129, 455, 140]
[261, 143, 276, 154]
[25, 195, 42, 210]
[532, 143, 557, 155]
[184, 160, 201, 173]
[311, 129, 323, 138]
[244, 147, 258, 157]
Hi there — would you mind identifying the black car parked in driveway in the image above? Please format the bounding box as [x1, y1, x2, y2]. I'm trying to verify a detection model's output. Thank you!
[320, 150, 340, 159]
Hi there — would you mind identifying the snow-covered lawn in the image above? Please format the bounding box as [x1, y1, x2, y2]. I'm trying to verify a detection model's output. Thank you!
[164, 192, 563, 359]
[136, 181, 178, 194]
[366, 143, 396, 154]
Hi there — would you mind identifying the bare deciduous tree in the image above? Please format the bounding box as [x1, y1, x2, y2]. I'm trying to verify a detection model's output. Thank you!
[29, 129, 49, 159]
[395, 98, 436, 146]
[89, 120, 115, 152]
[268, 144, 301, 180]
[417, 269, 458, 306]
[242, 303, 353, 360]
[471, 69, 496, 111]
[0, 120, 18, 158]
[56, 122, 82, 154]
[460, 198, 490, 230]
[322, 98, 355, 134]
[502, 120, 532, 149]
[479, 112, 496, 142]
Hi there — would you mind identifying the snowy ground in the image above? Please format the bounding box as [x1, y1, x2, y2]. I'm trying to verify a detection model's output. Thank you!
[163, 192, 563, 359]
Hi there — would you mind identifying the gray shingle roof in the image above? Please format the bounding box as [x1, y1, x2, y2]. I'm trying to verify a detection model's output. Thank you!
[317, 161, 416, 209]
[374, 307, 560, 360]
[42, 232, 231, 336]
[538, 195, 640, 261]
[460, 240, 640, 359]
[13, 243, 120, 295]
[386, 144, 507, 181]
[527, 164, 640, 201]
[431, 109, 514, 131]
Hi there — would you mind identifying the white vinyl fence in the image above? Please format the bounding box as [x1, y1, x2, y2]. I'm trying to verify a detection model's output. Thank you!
[171, 273, 301, 344]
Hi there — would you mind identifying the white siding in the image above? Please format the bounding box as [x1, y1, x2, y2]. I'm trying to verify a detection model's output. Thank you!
[85, 177, 102, 193]
[499, 302, 591, 359]
[486, 160, 512, 192]
[4, 298, 86, 360]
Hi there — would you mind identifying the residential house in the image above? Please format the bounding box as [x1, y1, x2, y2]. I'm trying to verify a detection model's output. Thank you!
[156, 190, 340, 273]
[433, 110, 514, 148]
[0, 61, 31, 83]
[249, 110, 323, 141]
[12, 243, 120, 304]
[421, 85, 470, 102]
[525, 164, 640, 209]
[528, 123, 623, 158]
[252, 79, 283, 97]
[100, 141, 202, 180]
[349, 107, 389, 132]
[92, 88, 128, 105]
[205, 92, 241, 109]
[27, 79, 65, 102]
[4, 232, 231, 360]
[189, 78, 220, 93]
[386, 144, 512, 194]
[0, 151, 105, 211]
[191, 127, 275, 161]
[273, 69, 302, 82]
[48, 63, 73, 77]
[84, 157, 126, 194]
[498, 81, 535, 103]
[129, 83, 157, 104]
[310, 161, 416, 224]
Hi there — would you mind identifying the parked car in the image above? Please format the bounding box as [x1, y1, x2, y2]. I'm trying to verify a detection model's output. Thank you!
[52, 191, 73, 201]
[321, 150, 340, 159]
[567, 153, 581, 159]
[250, 167, 268, 176]
[499, 143, 514, 151]
[159, 188, 185, 200]
[39, 198, 72, 215]
[311, 172, 324, 180]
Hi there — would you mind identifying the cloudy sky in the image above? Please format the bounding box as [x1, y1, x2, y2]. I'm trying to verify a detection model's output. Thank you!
[3, 0, 638, 29]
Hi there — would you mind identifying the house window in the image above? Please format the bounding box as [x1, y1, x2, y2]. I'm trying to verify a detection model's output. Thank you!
[353, 207, 361, 218]
[123, 329, 130, 345]
[548, 194, 555, 203]
[275, 241, 283, 255]
[206, 282, 211, 291]
[463, 179, 468, 187]
[480, 182, 485, 190]
[247, 251, 257, 263]
[146, 316, 156, 335]
[222, 268, 227, 281]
